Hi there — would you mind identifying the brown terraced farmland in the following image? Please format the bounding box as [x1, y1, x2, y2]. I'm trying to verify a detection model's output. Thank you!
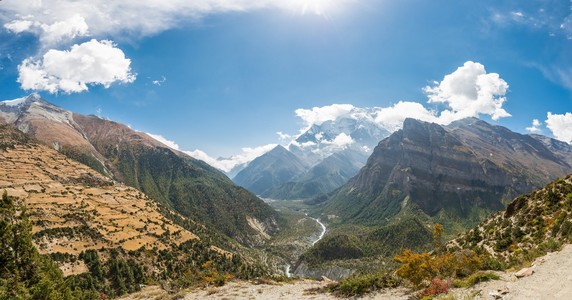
[0, 142, 198, 275]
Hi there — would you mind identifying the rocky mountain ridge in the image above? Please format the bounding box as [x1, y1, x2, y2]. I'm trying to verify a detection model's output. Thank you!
[325, 118, 572, 230]
[0, 95, 279, 245]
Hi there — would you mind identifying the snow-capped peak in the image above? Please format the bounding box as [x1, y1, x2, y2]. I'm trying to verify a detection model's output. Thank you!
[1, 93, 42, 107]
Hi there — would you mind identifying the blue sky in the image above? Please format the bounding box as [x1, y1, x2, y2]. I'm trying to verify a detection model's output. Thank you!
[1, 0, 572, 170]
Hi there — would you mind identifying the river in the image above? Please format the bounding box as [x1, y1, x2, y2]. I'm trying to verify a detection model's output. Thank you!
[311, 218, 327, 245]
[285, 217, 327, 277]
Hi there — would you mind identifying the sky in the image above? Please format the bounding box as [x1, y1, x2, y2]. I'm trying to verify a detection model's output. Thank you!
[1, 0, 572, 172]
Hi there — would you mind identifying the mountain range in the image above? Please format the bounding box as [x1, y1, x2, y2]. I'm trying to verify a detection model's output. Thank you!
[3, 94, 572, 297]
[324, 117, 572, 228]
[0, 94, 279, 245]
[299, 117, 572, 270]
[232, 114, 388, 200]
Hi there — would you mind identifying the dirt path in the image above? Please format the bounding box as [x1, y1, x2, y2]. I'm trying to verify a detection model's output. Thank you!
[450, 244, 572, 299]
[181, 280, 409, 300]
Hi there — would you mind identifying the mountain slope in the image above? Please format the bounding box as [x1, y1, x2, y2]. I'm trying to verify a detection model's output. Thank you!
[264, 149, 368, 200]
[0, 124, 271, 297]
[0, 95, 279, 245]
[233, 145, 307, 196]
[453, 174, 572, 263]
[325, 118, 572, 232]
[0, 124, 197, 258]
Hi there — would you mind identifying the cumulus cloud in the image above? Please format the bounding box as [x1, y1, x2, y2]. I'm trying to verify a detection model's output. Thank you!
[546, 112, 572, 143]
[373, 101, 437, 132]
[40, 14, 89, 45]
[2, 1, 355, 94]
[17, 39, 136, 94]
[4, 19, 33, 33]
[148, 61, 513, 172]
[184, 149, 222, 169]
[295, 104, 355, 129]
[424, 61, 510, 123]
[323, 132, 354, 148]
[288, 61, 511, 137]
[526, 119, 542, 133]
[186, 144, 277, 173]
[146, 133, 180, 150]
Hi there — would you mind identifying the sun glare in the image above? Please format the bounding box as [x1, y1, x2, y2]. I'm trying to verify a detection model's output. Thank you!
[296, 0, 342, 16]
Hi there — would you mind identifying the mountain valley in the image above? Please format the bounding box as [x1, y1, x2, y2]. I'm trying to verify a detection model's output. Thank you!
[2, 95, 572, 299]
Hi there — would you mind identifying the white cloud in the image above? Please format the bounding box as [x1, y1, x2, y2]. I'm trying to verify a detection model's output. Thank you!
[2, 1, 354, 95]
[4, 14, 89, 46]
[146, 132, 277, 172]
[186, 144, 277, 173]
[146, 133, 180, 150]
[526, 118, 542, 133]
[17, 39, 136, 94]
[184, 149, 221, 168]
[295, 104, 355, 129]
[152, 76, 167, 86]
[373, 101, 437, 132]
[4, 19, 33, 33]
[287, 61, 511, 138]
[323, 132, 354, 148]
[150, 61, 512, 173]
[424, 61, 510, 123]
[535, 65, 572, 92]
[40, 14, 89, 45]
[0, 0, 354, 44]
[546, 112, 572, 143]
[276, 131, 292, 142]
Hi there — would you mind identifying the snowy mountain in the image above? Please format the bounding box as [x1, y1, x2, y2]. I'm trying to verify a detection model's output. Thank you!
[231, 110, 391, 199]
[289, 113, 389, 166]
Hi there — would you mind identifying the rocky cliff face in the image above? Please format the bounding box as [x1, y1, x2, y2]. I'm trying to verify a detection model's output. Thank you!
[325, 118, 572, 231]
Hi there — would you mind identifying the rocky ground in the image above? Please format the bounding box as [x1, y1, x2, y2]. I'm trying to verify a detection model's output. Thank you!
[447, 244, 572, 299]
[121, 280, 410, 300]
[122, 244, 572, 299]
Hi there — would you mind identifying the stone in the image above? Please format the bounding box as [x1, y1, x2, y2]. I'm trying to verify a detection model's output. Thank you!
[515, 267, 534, 278]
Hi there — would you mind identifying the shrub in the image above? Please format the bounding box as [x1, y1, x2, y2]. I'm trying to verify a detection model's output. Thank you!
[329, 271, 401, 297]
[453, 272, 500, 288]
[419, 277, 449, 298]
[394, 250, 435, 287]
[394, 249, 482, 287]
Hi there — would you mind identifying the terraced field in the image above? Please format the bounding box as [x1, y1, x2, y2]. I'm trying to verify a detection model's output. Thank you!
[0, 143, 198, 275]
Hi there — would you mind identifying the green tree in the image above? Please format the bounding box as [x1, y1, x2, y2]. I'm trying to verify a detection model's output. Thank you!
[0, 191, 75, 299]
